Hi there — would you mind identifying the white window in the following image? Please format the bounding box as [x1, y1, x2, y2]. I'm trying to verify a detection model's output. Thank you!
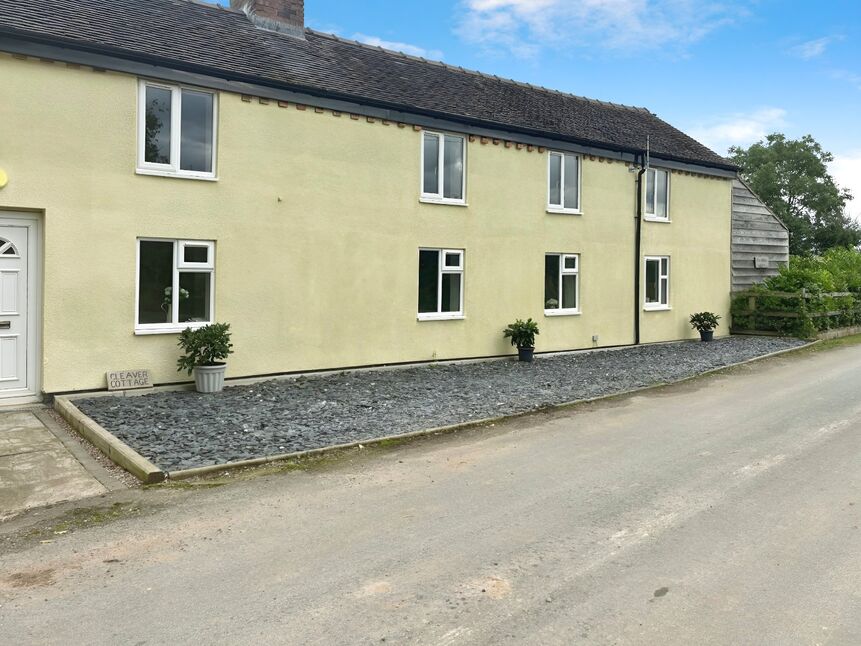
[418, 249, 464, 320]
[644, 256, 670, 310]
[644, 168, 669, 220]
[138, 80, 217, 179]
[544, 254, 580, 314]
[421, 131, 466, 204]
[547, 152, 581, 213]
[136, 238, 215, 334]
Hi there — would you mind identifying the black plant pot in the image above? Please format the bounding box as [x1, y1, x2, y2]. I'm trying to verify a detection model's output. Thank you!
[518, 346, 535, 362]
[699, 330, 714, 342]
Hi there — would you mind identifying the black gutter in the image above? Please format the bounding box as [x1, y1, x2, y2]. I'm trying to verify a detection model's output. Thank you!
[0, 29, 740, 174]
[634, 154, 646, 346]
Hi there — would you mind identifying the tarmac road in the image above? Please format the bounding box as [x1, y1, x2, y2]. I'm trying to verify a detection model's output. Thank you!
[1, 342, 860, 645]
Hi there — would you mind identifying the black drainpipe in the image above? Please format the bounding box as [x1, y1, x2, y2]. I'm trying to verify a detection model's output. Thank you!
[634, 154, 646, 345]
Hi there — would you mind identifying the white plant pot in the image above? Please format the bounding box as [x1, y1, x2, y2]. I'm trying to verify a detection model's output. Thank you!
[194, 363, 227, 394]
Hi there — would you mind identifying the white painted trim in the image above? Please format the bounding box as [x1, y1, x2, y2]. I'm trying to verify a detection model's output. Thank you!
[136, 79, 218, 180]
[643, 167, 670, 221]
[178, 240, 215, 269]
[644, 255, 670, 309]
[544, 252, 580, 314]
[416, 313, 466, 321]
[134, 322, 211, 336]
[134, 237, 216, 334]
[419, 198, 469, 207]
[417, 247, 465, 319]
[0, 212, 42, 401]
[135, 169, 219, 182]
[547, 151, 582, 213]
[419, 130, 467, 204]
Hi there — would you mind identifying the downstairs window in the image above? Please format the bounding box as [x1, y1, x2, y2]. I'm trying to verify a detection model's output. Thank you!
[418, 248, 464, 320]
[545, 254, 580, 314]
[137, 239, 215, 333]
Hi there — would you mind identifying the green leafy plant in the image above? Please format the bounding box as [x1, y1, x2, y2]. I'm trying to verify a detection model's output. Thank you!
[730, 246, 861, 338]
[176, 322, 234, 375]
[503, 318, 540, 349]
[689, 312, 721, 333]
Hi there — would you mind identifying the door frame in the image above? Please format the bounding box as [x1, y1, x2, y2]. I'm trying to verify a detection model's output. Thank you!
[0, 211, 42, 404]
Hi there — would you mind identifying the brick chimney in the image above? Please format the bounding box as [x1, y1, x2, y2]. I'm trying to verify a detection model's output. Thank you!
[230, 0, 304, 37]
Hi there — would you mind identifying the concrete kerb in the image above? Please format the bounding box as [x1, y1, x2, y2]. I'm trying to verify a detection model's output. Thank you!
[52, 339, 818, 484]
[53, 397, 165, 484]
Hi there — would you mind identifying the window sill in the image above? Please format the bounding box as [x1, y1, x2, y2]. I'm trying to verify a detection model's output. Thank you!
[643, 216, 671, 223]
[643, 306, 672, 312]
[135, 322, 211, 336]
[136, 168, 218, 182]
[546, 207, 582, 216]
[417, 313, 465, 321]
[544, 309, 581, 317]
[419, 197, 468, 207]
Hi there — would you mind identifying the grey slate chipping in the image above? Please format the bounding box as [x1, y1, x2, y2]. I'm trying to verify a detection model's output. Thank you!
[0, 0, 733, 169]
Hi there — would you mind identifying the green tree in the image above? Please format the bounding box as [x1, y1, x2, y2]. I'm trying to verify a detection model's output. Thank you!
[729, 134, 858, 255]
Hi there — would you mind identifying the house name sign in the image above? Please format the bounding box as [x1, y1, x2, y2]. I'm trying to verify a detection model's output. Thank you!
[106, 369, 153, 391]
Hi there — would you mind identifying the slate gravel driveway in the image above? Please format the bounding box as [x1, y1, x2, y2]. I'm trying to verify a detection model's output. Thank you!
[75, 336, 806, 472]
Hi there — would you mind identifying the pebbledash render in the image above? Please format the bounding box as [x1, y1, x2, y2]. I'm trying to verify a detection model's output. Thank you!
[0, 0, 737, 399]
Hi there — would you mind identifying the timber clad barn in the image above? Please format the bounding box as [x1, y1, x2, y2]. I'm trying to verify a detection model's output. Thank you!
[0, 0, 751, 399]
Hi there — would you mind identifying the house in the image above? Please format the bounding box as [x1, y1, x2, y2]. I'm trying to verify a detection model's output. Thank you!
[0, 0, 740, 402]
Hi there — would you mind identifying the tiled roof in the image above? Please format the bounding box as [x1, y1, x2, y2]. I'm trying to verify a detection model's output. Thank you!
[0, 0, 734, 169]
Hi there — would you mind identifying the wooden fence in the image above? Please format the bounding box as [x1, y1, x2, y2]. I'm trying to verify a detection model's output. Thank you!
[730, 289, 861, 337]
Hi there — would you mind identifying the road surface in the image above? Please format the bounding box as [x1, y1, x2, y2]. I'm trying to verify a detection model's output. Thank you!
[1, 343, 860, 645]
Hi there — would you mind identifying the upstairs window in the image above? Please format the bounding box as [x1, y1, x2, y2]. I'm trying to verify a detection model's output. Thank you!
[548, 152, 581, 213]
[421, 131, 466, 204]
[418, 249, 464, 320]
[544, 254, 580, 314]
[136, 239, 215, 333]
[644, 256, 670, 309]
[138, 81, 217, 179]
[644, 168, 669, 220]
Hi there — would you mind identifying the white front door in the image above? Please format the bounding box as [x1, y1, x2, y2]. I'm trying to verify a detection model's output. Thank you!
[0, 218, 37, 398]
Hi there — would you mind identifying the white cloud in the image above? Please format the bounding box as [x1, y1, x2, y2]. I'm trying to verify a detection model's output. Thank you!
[789, 36, 841, 60]
[456, 0, 748, 58]
[831, 153, 861, 222]
[687, 108, 788, 155]
[353, 34, 443, 61]
[831, 69, 861, 90]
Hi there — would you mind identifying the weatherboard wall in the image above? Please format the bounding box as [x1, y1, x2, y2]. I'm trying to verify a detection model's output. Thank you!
[731, 179, 789, 291]
[0, 54, 732, 393]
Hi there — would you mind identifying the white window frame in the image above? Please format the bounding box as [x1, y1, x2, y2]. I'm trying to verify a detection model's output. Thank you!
[135, 238, 216, 335]
[644, 167, 670, 221]
[544, 253, 580, 316]
[420, 131, 467, 205]
[417, 248, 465, 321]
[137, 80, 218, 181]
[644, 255, 670, 310]
[547, 152, 582, 214]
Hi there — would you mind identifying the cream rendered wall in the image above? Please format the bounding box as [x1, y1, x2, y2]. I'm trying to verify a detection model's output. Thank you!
[639, 173, 732, 343]
[0, 54, 731, 393]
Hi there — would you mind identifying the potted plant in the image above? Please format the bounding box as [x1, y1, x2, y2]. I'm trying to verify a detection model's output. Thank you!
[689, 311, 721, 342]
[177, 322, 234, 393]
[503, 318, 540, 362]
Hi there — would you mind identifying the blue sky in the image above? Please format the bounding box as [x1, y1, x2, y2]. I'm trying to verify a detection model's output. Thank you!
[217, 0, 861, 217]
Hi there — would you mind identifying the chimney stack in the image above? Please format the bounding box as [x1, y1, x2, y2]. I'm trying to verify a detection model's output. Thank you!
[230, 0, 304, 37]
